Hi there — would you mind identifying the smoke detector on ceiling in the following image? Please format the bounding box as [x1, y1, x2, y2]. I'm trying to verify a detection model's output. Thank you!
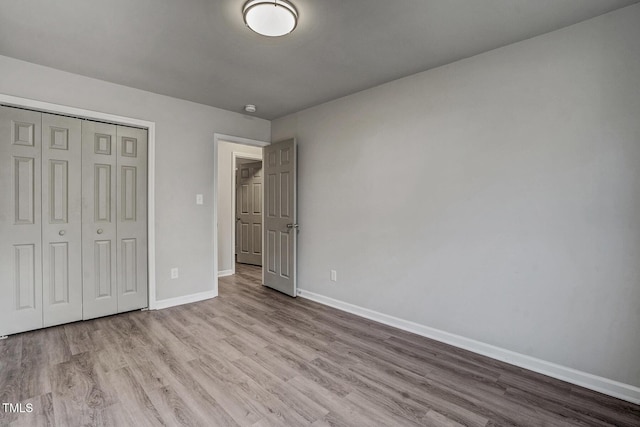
[244, 104, 257, 113]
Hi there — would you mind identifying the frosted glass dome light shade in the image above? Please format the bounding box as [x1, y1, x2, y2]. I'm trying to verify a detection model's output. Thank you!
[243, 0, 298, 37]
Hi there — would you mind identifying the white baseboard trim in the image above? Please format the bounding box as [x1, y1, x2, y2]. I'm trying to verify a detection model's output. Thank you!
[218, 269, 234, 278]
[297, 289, 640, 405]
[154, 290, 217, 310]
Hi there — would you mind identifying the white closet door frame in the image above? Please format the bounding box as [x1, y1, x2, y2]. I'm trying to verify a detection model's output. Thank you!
[0, 93, 158, 310]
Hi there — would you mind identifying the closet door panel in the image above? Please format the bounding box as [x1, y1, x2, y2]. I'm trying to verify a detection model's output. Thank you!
[116, 126, 148, 312]
[0, 106, 43, 336]
[42, 113, 83, 327]
[82, 121, 118, 320]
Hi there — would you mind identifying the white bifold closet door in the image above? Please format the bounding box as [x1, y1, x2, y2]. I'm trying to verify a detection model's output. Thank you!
[0, 107, 44, 335]
[42, 113, 83, 327]
[0, 105, 147, 336]
[82, 121, 147, 320]
[114, 125, 148, 313]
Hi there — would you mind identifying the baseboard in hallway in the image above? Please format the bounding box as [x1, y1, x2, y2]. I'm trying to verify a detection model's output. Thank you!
[218, 269, 234, 277]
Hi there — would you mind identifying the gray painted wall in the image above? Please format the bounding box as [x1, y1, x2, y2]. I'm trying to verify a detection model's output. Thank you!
[272, 4, 640, 387]
[0, 55, 270, 302]
[217, 141, 263, 273]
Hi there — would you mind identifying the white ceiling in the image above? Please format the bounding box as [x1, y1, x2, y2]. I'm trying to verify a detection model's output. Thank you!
[1, 0, 638, 119]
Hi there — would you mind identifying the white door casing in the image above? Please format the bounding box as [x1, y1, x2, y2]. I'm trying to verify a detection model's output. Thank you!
[263, 139, 297, 297]
[213, 134, 269, 295]
[237, 161, 263, 266]
[235, 167, 240, 257]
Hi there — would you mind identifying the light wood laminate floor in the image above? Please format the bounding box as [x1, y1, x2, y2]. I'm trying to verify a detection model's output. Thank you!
[1, 263, 639, 426]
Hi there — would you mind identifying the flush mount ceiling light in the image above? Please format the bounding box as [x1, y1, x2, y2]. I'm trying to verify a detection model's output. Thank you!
[243, 0, 298, 37]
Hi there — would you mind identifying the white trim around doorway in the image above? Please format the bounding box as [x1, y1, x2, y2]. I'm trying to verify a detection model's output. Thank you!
[0, 93, 158, 309]
[213, 134, 269, 293]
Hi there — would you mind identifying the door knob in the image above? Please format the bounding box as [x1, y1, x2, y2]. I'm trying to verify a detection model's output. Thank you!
[58, 230, 66, 236]
[286, 224, 299, 229]
[97, 228, 104, 234]
[236, 217, 241, 221]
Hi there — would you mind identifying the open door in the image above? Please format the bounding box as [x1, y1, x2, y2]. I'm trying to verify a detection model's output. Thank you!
[263, 139, 297, 297]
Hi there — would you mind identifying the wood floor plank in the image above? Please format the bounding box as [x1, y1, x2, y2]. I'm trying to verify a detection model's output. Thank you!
[345, 390, 421, 427]
[503, 387, 619, 427]
[105, 366, 165, 427]
[286, 375, 395, 427]
[564, 387, 640, 427]
[251, 414, 311, 427]
[8, 393, 56, 427]
[255, 344, 353, 397]
[422, 409, 467, 427]
[0, 262, 638, 426]
[49, 352, 117, 427]
[191, 355, 322, 426]
[129, 316, 199, 364]
[146, 385, 203, 427]
[40, 327, 72, 367]
[0, 335, 23, 426]
[313, 354, 490, 427]
[143, 344, 240, 427]
[187, 359, 266, 426]
[232, 357, 326, 423]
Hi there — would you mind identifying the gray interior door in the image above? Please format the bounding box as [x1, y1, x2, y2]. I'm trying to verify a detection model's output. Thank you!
[0, 106, 43, 336]
[116, 125, 148, 312]
[237, 160, 263, 266]
[42, 113, 83, 327]
[82, 121, 118, 320]
[263, 139, 297, 297]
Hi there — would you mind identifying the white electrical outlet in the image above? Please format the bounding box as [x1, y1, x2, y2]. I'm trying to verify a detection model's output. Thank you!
[171, 268, 179, 279]
[196, 194, 203, 205]
[330, 270, 337, 282]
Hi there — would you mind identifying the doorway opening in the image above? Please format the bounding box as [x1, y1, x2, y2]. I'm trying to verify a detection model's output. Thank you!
[213, 134, 297, 298]
[214, 135, 268, 295]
